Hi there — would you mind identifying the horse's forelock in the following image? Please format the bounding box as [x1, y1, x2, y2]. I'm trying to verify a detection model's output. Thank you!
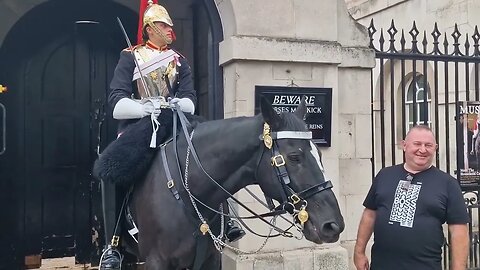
[277, 113, 307, 131]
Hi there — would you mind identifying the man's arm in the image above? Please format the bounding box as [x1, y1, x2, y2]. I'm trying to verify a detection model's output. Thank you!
[354, 208, 376, 270]
[175, 57, 196, 104]
[109, 50, 136, 109]
[449, 224, 469, 270]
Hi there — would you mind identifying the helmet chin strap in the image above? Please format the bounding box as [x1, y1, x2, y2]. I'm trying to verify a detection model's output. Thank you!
[149, 23, 173, 45]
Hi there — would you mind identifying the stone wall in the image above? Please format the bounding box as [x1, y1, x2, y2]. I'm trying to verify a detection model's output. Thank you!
[217, 0, 375, 268]
[0, 0, 375, 268]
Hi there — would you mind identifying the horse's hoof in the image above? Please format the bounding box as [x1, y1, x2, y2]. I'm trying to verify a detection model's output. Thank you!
[225, 221, 246, 242]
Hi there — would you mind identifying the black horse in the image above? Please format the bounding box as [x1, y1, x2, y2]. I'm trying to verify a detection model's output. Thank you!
[126, 98, 344, 269]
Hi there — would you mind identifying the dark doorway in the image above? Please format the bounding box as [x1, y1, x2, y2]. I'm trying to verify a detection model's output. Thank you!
[0, 1, 136, 268]
[0, 0, 223, 268]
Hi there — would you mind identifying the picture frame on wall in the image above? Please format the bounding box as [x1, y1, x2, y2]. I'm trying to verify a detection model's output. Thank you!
[457, 101, 480, 190]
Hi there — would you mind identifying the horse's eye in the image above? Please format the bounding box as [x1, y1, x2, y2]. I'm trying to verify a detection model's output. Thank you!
[287, 152, 303, 163]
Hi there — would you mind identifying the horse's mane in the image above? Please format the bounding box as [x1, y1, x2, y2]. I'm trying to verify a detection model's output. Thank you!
[194, 111, 305, 132]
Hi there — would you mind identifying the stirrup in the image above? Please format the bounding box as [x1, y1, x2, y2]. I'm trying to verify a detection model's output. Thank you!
[99, 245, 123, 270]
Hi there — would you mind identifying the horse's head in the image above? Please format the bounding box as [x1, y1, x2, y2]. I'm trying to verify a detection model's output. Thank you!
[255, 97, 344, 244]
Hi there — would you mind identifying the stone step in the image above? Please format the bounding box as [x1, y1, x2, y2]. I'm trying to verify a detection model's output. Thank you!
[30, 257, 97, 270]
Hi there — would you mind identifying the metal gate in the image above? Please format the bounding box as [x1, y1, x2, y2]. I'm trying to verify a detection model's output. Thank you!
[368, 19, 480, 269]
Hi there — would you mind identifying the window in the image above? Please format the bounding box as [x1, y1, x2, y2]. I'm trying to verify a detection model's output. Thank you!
[405, 74, 431, 129]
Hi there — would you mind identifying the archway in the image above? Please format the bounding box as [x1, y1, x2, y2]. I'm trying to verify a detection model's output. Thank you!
[0, 0, 223, 267]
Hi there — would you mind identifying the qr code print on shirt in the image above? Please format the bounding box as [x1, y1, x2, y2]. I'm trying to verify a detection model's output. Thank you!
[389, 180, 422, 228]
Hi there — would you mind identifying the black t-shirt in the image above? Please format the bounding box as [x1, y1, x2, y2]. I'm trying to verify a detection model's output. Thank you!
[364, 164, 469, 270]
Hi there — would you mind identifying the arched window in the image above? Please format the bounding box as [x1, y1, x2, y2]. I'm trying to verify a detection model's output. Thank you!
[405, 74, 431, 129]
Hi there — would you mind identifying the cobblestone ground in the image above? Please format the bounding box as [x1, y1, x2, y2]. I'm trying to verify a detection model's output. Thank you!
[31, 257, 97, 270]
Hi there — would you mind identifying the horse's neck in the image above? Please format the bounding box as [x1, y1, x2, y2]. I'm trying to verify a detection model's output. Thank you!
[187, 116, 263, 204]
[194, 115, 263, 177]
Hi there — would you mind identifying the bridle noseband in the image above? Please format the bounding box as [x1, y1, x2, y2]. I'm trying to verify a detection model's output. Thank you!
[261, 123, 333, 225]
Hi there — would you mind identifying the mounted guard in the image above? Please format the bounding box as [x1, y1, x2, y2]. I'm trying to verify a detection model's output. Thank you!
[96, 1, 244, 269]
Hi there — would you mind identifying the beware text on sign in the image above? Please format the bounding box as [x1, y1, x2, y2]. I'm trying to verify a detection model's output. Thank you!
[255, 86, 332, 147]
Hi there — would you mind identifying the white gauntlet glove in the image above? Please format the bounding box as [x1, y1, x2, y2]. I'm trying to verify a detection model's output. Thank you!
[113, 98, 158, 119]
[170, 98, 195, 115]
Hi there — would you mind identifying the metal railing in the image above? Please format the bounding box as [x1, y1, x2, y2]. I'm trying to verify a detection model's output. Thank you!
[369, 19, 480, 270]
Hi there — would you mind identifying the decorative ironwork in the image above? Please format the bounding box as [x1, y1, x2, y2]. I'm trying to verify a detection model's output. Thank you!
[422, 31, 428, 54]
[473, 26, 480, 57]
[368, 19, 377, 51]
[379, 30, 385, 52]
[432, 23, 442, 55]
[409, 21, 420, 53]
[452, 24, 462, 56]
[369, 19, 480, 172]
[400, 29, 406, 52]
[368, 19, 480, 59]
[465, 35, 471, 57]
[387, 19, 398, 53]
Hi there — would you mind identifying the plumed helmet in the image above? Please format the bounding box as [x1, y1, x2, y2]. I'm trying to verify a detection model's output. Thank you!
[143, 3, 173, 28]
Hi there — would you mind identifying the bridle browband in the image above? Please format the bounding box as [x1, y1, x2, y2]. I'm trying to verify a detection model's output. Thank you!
[260, 123, 333, 225]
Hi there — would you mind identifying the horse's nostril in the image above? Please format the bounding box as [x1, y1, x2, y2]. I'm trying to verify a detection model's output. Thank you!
[322, 221, 341, 234]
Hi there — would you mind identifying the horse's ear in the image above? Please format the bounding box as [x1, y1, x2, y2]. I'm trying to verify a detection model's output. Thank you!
[294, 96, 307, 120]
[260, 96, 281, 129]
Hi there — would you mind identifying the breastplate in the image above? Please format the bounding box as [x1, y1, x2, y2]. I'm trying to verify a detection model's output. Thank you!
[133, 46, 178, 99]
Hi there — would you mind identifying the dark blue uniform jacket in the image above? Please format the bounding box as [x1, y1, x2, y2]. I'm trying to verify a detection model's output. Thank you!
[109, 48, 196, 133]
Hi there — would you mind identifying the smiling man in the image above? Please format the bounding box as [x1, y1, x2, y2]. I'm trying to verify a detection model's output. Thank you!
[354, 125, 469, 270]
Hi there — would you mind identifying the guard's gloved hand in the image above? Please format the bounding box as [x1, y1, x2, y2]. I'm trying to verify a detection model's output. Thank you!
[112, 98, 159, 119]
[170, 97, 195, 115]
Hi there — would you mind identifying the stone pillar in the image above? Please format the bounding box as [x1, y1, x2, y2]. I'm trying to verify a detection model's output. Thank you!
[217, 0, 375, 269]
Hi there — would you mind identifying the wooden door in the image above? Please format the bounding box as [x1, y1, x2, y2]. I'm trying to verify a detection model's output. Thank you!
[19, 22, 119, 264]
[22, 32, 91, 260]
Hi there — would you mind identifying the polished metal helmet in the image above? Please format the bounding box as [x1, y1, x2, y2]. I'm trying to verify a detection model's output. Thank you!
[143, 3, 173, 28]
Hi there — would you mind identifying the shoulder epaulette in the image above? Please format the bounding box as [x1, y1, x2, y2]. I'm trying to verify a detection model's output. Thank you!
[122, 44, 142, 52]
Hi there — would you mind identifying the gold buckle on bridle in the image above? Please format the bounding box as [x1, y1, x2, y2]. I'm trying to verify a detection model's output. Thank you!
[290, 194, 301, 204]
[271, 155, 286, 167]
[111, 235, 120, 247]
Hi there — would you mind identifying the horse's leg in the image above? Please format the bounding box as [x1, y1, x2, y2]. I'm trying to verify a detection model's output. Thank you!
[143, 255, 169, 270]
[199, 251, 222, 270]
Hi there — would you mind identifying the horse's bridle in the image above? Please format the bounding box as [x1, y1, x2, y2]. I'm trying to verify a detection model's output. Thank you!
[172, 108, 334, 238]
[260, 122, 333, 225]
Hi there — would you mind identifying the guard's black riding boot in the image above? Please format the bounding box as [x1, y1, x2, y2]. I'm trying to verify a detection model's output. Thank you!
[100, 181, 123, 270]
[225, 220, 245, 242]
[100, 244, 122, 270]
